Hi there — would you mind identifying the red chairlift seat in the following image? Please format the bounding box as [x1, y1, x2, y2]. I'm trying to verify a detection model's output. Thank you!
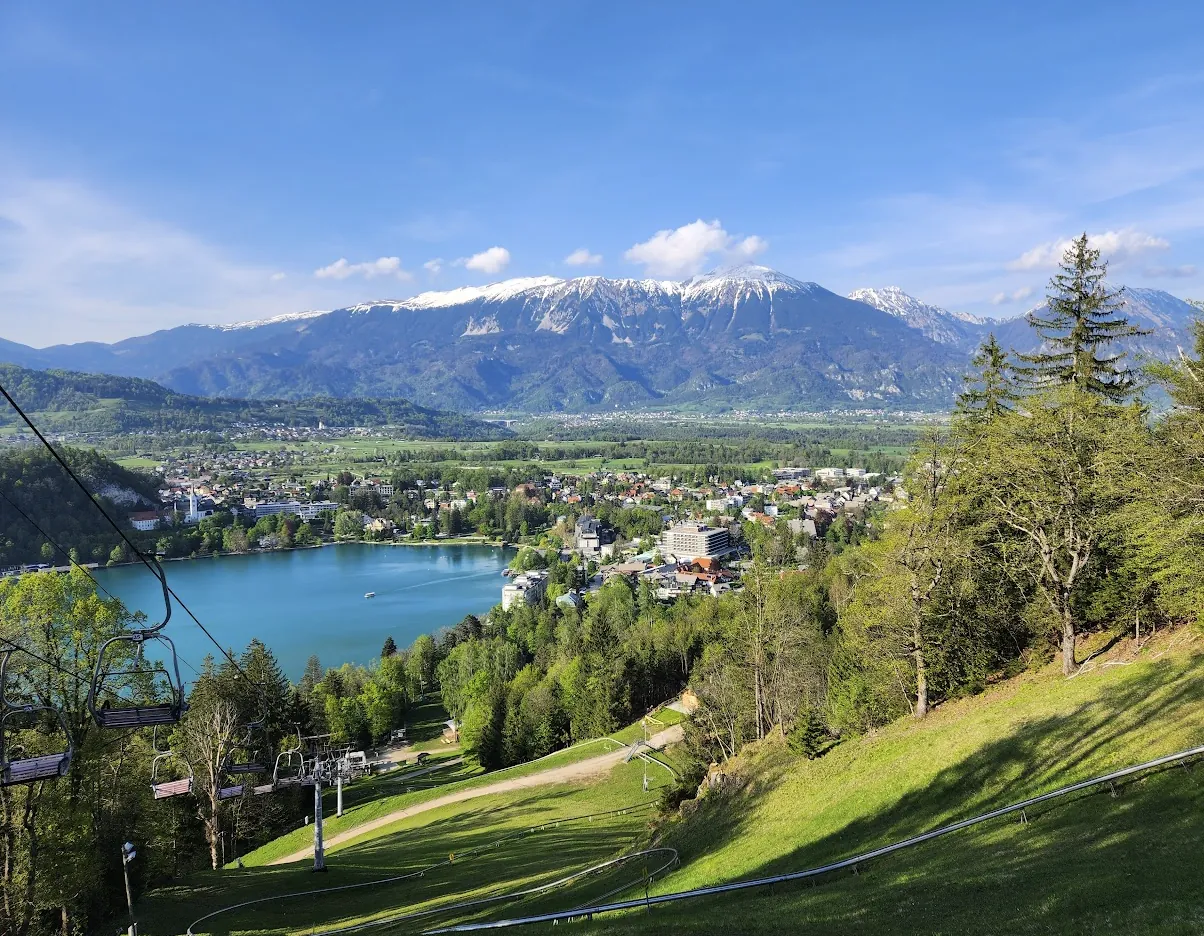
[149, 727, 192, 798]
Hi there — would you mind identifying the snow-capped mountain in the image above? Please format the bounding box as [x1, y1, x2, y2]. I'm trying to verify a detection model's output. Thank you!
[992, 285, 1201, 359]
[0, 266, 966, 410]
[1, 268, 1194, 412]
[848, 287, 985, 348]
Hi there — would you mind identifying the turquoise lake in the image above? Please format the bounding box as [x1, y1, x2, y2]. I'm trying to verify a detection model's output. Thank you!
[94, 544, 512, 680]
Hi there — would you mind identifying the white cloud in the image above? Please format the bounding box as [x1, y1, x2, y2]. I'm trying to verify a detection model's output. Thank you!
[313, 256, 411, 281]
[423, 258, 443, 275]
[990, 285, 1036, 305]
[564, 247, 602, 267]
[624, 219, 769, 278]
[461, 246, 511, 275]
[0, 173, 325, 345]
[731, 235, 768, 261]
[1144, 264, 1198, 279]
[270, 271, 287, 282]
[1007, 229, 1169, 271]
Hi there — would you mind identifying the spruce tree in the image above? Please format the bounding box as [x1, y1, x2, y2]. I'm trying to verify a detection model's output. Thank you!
[956, 334, 1018, 421]
[1017, 233, 1148, 400]
[382, 635, 398, 657]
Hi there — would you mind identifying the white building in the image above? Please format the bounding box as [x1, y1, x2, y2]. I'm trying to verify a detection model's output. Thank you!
[575, 516, 616, 559]
[502, 570, 549, 611]
[661, 523, 731, 561]
[129, 511, 160, 532]
[249, 500, 339, 521]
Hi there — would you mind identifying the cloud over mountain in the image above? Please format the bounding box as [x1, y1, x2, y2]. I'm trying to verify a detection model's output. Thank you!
[625, 219, 767, 278]
[462, 246, 511, 275]
[314, 256, 410, 280]
[1008, 229, 1169, 271]
[565, 248, 602, 266]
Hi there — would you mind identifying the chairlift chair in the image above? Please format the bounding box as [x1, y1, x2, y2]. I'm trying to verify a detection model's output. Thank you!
[272, 749, 306, 789]
[223, 715, 268, 775]
[149, 726, 192, 799]
[0, 652, 73, 786]
[87, 564, 188, 729]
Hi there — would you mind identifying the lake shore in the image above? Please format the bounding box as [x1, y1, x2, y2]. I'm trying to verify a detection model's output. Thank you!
[94, 542, 513, 677]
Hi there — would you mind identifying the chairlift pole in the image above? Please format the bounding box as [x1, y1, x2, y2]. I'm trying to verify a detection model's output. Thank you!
[642, 718, 648, 793]
[336, 773, 344, 818]
[313, 778, 326, 871]
[120, 841, 137, 936]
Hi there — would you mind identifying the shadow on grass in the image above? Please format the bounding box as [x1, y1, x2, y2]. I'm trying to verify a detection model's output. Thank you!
[580, 654, 1204, 935]
[158, 790, 649, 936]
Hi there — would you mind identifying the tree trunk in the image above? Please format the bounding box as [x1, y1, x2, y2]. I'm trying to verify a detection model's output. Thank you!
[1061, 603, 1076, 676]
[914, 633, 928, 719]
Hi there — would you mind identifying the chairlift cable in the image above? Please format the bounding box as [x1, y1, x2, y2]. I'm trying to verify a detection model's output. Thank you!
[0, 383, 262, 696]
[0, 485, 121, 601]
[0, 636, 126, 702]
[0, 488, 201, 680]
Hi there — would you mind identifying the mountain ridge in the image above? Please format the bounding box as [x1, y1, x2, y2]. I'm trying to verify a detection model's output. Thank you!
[1, 267, 1196, 412]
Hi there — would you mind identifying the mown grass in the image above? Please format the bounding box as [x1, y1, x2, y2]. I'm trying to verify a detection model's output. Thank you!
[236, 705, 683, 867]
[134, 635, 1204, 936]
[575, 631, 1204, 935]
[138, 758, 668, 935]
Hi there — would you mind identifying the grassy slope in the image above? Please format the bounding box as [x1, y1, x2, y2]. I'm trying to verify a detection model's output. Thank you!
[237, 703, 684, 867]
[581, 630, 1204, 935]
[139, 759, 666, 935]
[139, 637, 1204, 935]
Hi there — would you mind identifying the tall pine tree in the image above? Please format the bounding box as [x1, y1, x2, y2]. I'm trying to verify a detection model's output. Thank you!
[1017, 233, 1148, 400]
[957, 334, 1018, 421]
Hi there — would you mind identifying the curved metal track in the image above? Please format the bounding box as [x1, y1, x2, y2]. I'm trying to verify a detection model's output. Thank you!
[423, 741, 1204, 932]
[185, 801, 659, 935]
[309, 847, 679, 935]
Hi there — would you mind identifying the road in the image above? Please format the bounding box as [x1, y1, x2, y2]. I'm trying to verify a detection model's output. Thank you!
[268, 725, 683, 866]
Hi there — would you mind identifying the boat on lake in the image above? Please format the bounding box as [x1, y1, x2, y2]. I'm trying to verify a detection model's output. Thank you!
[364, 591, 376, 599]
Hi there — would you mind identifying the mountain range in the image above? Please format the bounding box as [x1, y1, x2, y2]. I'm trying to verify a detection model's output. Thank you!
[1, 266, 1198, 412]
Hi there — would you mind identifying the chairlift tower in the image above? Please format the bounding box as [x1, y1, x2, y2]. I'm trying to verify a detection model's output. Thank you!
[312, 774, 326, 872]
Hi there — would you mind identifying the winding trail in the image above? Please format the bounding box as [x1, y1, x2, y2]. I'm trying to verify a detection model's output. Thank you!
[268, 725, 683, 866]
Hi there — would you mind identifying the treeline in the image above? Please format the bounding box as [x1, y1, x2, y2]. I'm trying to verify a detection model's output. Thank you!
[0, 568, 423, 934]
[514, 418, 925, 448]
[378, 439, 904, 477]
[394, 237, 1204, 789]
[0, 446, 160, 568]
[0, 363, 506, 439]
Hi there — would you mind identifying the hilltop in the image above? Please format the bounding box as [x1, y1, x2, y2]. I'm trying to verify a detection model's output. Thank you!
[0, 363, 507, 439]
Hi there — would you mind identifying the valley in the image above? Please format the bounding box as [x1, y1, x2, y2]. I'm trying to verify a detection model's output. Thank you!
[4, 267, 1196, 412]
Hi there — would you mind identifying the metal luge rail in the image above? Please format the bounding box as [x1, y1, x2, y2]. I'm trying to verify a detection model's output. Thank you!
[310, 848, 679, 936]
[423, 741, 1204, 933]
[185, 801, 660, 935]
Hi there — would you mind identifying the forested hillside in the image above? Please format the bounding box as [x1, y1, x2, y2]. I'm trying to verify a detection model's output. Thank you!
[3, 237, 1204, 934]
[0, 364, 507, 438]
[0, 445, 160, 568]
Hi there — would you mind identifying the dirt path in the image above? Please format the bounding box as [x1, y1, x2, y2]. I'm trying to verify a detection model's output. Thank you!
[268, 725, 683, 866]
[377, 756, 464, 783]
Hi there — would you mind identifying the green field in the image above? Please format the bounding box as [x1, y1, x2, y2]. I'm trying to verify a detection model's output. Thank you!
[578, 631, 1204, 935]
[235, 703, 684, 869]
[139, 757, 668, 935]
[141, 631, 1204, 936]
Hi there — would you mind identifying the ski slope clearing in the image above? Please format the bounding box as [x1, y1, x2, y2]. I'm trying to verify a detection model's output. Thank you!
[265, 725, 682, 866]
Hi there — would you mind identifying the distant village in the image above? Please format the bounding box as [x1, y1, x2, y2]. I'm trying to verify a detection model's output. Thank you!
[102, 453, 898, 610]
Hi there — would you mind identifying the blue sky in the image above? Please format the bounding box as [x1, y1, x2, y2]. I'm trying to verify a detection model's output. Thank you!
[1, 1, 1202, 345]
